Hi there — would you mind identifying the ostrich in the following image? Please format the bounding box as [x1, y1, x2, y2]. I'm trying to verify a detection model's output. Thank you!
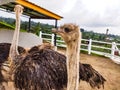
[52, 24, 80, 90]
[52, 23, 106, 90]
[0, 4, 106, 90]
[1, 4, 67, 90]
[0, 43, 106, 90]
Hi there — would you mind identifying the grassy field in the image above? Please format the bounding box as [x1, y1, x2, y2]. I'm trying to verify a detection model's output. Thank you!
[0, 21, 14, 29]
[0, 21, 26, 32]
[58, 48, 120, 90]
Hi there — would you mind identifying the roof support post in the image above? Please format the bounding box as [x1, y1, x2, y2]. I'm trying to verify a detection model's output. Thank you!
[28, 17, 31, 32]
[54, 19, 58, 46]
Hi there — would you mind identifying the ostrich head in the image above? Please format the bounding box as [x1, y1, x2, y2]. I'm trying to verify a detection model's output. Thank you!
[14, 5, 24, 15]
[52, 23, 80, 44]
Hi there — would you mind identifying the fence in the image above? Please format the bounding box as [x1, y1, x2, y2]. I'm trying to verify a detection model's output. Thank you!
[39, 31, 120, 64]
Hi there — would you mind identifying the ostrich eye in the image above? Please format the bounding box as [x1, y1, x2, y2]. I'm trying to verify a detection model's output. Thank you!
[64, 28, 70, 33]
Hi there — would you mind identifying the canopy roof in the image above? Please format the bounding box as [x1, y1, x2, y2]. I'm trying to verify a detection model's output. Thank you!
[0, 0, 63, 20]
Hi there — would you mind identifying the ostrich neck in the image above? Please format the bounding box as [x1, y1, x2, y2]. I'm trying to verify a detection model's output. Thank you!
[9, 11, 20, 60]
[66, 38, 80, 90]
[66, 39, 80, 60]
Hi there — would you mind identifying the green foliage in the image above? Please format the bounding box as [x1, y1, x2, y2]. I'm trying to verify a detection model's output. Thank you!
[0, 16, 120, 42]
[31, 22, 54, 38]
[0, 21, 14, 29]
[0, 18, 26, 32]
[0, 17, 53, 33]
[81, 28, 120, 43]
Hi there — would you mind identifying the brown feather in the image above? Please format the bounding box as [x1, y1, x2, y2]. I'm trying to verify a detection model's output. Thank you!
[0, 43, 106, 90]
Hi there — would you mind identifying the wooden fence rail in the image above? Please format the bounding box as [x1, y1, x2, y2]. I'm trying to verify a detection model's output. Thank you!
[39, 31, 120, 64]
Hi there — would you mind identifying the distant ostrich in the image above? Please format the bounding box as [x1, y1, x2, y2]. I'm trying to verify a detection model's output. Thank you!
[1, 5, 67, 90]
[0, 4, 106, 90]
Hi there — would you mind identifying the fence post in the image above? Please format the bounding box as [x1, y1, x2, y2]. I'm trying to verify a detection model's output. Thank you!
[39, 31, 42, 38]
[111, 42, 116, 58]
[88, 39, 92, 54]
[51, 34, 57, 51]
[39, 31, 43, 43]
[51, 34, 55, 45]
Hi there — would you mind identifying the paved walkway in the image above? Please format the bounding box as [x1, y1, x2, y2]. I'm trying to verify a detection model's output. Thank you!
[0, 30, 42, 48]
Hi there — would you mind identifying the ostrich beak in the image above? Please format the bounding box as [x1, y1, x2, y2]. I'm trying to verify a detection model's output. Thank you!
[52, 28, 57, 33]
[52, 28, 63, 34]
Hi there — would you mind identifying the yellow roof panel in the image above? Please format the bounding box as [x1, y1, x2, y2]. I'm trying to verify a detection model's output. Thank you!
[0, 0, 63, 20]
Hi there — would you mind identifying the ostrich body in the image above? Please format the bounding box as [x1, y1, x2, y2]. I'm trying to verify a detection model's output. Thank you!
[2, 5, 67, 90]
[0, 4, 106, 90]
[0, 43, 106, 90]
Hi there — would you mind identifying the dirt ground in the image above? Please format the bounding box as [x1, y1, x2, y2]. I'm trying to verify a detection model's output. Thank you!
[58, 48, 120, 90]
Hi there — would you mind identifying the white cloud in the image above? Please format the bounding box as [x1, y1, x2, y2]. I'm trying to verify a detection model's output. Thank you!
[0, 0, 120, 35]
[61, 0, 77, 13]
[59, 0, 120, 34]
[29, 0, 120, 35]
[29, 0, 65, 14]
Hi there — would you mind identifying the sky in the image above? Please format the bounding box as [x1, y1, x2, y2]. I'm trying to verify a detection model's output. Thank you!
[0, 0, 120, 35]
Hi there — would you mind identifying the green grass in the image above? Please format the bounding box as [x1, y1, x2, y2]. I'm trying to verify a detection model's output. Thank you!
[0, 21, 14, 29]
[0, 21, 26, 32]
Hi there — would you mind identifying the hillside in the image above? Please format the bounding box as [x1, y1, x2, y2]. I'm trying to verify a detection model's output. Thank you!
[0, 17, 54, 35]
[0, 21, 26, 32]
[0, 16, 120, 43]
[0, 21, 14, 29]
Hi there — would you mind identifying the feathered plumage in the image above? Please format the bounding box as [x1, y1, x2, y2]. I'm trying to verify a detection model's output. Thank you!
[0, 43, 106, 90]
[14, 48, 67, 90]
[79, 63, 106, 89]
[0, 43, 25, 63]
